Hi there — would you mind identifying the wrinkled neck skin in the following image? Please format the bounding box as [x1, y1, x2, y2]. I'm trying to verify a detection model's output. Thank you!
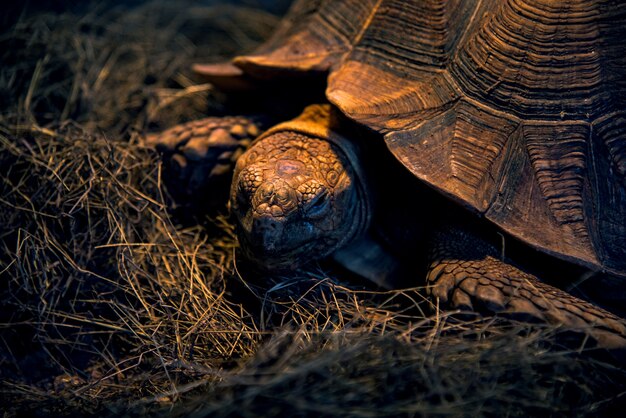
[230, 115, 372, 272]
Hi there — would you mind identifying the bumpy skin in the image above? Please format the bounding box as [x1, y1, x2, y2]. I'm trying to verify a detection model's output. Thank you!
[231, 129, 369, 270]
[427, 228, 626, 348]
[146, 116, 260, 207]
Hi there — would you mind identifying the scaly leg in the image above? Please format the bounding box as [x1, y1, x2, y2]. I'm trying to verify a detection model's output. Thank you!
[145, 116, 260, 208]
[426, 228, 626, 349]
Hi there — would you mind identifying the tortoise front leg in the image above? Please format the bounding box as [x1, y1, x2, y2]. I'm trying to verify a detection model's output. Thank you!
[145, 116, 261, 209]
[426, 228, 626, 349]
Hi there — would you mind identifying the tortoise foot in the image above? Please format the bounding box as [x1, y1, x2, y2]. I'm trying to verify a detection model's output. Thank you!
[145, 117, 260, 207]
[427, 228, 626, 349]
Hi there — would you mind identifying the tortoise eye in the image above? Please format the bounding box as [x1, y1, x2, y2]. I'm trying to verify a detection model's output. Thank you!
[305, 189, 330, 219]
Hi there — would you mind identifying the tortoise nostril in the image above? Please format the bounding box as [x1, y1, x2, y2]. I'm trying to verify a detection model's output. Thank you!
[253, 180, 297, 215]
[259, 183, 274, 198]
[276, 186, 290, 202]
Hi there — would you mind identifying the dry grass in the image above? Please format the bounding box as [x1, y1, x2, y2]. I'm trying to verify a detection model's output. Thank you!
[1, 1, 626, 417]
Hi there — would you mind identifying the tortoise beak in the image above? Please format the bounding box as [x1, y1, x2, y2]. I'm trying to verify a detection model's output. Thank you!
[249, 214, 285, 254]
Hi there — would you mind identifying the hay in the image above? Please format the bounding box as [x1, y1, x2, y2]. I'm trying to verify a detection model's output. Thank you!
[1, 1, 625, 417]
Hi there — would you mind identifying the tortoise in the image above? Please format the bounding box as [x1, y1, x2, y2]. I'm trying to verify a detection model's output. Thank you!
[149, 0, 626, 347]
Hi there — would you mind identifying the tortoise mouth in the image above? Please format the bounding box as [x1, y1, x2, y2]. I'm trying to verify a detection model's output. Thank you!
[239, 234, 329, 271]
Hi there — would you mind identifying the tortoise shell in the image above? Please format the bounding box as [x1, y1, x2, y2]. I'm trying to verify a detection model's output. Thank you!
[201, 0, 626, 275]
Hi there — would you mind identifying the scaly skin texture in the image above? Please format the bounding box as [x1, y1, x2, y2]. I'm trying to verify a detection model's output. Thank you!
[230, 130, 369, 270]
[146, 116, 260, 208]
[427, 228, 626, 348]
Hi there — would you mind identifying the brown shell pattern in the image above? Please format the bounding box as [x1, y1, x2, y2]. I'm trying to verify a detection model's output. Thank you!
[233, 0, 626, 275]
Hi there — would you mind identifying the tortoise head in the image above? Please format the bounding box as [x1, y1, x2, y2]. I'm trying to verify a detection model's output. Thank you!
[230, 129, 370, 270]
